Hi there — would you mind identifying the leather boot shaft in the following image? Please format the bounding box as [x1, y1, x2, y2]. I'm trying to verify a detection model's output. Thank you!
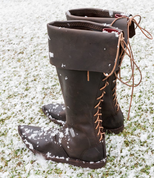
[42, 20, 125, 133]
[57, 68, 106, 161]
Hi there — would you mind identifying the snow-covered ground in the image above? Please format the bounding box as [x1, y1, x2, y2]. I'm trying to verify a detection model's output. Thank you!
[0, 0, 154, 177]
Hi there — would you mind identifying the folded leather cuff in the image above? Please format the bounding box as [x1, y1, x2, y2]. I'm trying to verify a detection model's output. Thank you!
[47, 20, 123, 74]
[66, 8, 135, 39]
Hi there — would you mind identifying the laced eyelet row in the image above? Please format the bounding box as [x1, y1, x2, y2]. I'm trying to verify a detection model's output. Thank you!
[92, 15, 152, 141]
[94, 78, 109, 141]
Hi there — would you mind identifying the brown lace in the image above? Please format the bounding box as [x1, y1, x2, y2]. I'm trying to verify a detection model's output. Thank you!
[93, 33, 130, 141]
[87, 71, 90, 81]
[94, 78, 109, 141]
[90, 16, 152, 141]
[112, 78, 120, 111]
[109, 15, 153, 119]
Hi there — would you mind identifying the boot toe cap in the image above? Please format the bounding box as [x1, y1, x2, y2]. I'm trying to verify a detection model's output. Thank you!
[18, 125, 68, 157]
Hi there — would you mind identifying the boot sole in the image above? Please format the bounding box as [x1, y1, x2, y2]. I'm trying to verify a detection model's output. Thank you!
[18, 126, 106, 169]
[33, 149, 106, 169]
[44, 153, 107, 169]
[48, 117, 65, 126]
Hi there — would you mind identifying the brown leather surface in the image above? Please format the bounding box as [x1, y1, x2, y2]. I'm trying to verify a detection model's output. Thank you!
[66, 8, 135, 38]
[18, 68, 107, 167]
[47, 21, 122, 73]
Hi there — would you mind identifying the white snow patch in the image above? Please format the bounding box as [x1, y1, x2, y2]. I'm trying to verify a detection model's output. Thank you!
[49, 52, 54, 58]
[65, 76, 68, 80]
[61, 63, 66, 68]
[24, 139, 34, 150]
[1, 0, 154, 177]
[109, 10, 113, 17]
[140, 132, 147, 142]
[70, 128, 75, 138]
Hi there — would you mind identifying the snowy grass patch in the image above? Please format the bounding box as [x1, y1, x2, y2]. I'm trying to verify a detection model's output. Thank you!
[0, 0, 154, 177]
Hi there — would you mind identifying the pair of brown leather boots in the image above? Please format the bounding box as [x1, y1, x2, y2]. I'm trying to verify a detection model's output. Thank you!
[18, 8, 152, 169]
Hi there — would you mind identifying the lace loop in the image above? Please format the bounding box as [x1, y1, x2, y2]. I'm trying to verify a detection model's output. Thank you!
[129, 15, 153, 40]
[110, 15, 153, 40]
[94, 15, 153, 141]
[109, 15, 153, 119]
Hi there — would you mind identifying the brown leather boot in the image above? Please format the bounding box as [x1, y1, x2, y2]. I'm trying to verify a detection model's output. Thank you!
[18, 21, 125, 168]
[42, 8, 136, 133]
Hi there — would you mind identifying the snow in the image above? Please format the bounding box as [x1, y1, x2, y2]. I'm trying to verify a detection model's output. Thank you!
[70, 128, 76, 138]
[61, 63, 66, 68]
[49, 52, 54, 58]
[109, 10, 113, 17]
[0, 0, 154, 177]
[65, 76, 68, 80]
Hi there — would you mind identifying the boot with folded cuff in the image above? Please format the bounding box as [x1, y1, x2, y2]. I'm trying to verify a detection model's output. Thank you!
[18, 20, 125, 168]
[42, 8, 136, 134]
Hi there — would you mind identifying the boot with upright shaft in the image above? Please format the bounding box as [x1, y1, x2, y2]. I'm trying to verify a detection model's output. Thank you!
[42, 8, 153, 131]
[42, 8, 136, 133]
[18, 21, 125, 168]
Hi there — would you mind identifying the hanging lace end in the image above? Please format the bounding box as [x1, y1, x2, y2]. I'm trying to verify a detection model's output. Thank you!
[87, 71, 89, 81]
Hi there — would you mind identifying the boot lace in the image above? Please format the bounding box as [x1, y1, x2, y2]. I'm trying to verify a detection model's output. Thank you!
[110, 15, 153, 119]
[94, 78, 109, 141]
[91, 15, 152, 141]
[112, 76, 120, 112]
